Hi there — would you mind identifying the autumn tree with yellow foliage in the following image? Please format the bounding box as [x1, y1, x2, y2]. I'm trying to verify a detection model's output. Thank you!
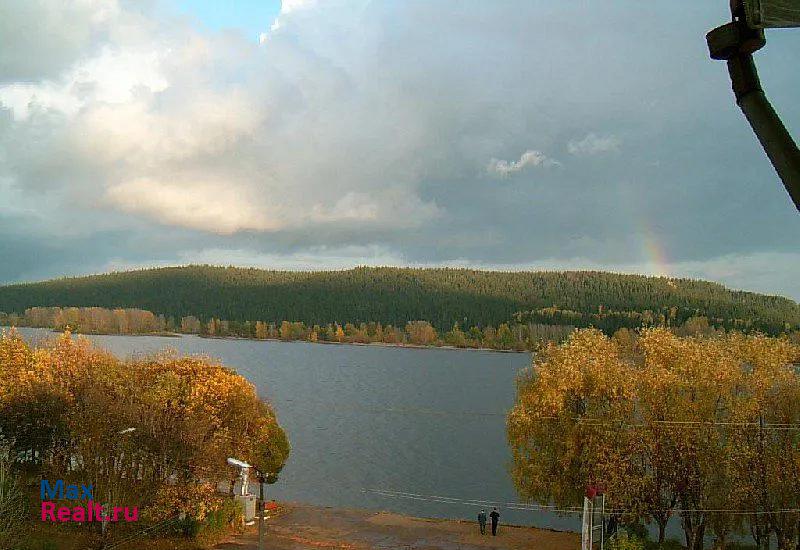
[0, 329, 289, 548]
[508, 328, 800, 550]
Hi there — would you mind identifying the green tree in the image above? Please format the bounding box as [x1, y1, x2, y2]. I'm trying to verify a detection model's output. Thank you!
[444, 323, 466, 347]
[0, 457, 26, 550]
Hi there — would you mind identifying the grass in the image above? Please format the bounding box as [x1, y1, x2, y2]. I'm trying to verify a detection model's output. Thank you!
[18, 521, 230, 550]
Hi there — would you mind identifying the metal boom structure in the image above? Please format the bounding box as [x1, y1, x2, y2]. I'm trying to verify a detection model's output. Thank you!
[707, 0, 800, 212]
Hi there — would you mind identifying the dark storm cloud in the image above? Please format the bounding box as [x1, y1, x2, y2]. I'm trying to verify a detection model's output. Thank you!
[0, 1, 797, 299]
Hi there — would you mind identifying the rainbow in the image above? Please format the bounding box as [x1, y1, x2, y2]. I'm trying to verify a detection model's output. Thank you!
[640, 225, 671, 277]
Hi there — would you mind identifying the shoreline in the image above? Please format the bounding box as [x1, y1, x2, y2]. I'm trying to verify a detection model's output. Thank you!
[205, 334, 530, 354]
[216, 502, 579, 550]
[6, 326, 532, 354]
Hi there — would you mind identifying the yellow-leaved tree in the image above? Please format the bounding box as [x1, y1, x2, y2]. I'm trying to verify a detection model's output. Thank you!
[0, 329, 289, 549]
[508, 328, 800, 550]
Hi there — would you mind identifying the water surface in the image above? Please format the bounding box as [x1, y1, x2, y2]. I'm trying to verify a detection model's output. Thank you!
[11, 327, 579, 531]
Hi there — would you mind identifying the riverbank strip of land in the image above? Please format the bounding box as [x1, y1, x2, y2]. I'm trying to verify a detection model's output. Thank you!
[8, 326, 531, 354]
[215, 502, 579, 550]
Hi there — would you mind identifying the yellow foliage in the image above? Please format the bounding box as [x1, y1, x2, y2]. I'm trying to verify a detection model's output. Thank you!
[508, 328, 800, 549]
[0, 331, 289, 533]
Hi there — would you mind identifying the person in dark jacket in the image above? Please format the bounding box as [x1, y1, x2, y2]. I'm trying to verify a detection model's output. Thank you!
[490, 507, 500, 536]
[478, 509, 487, 534]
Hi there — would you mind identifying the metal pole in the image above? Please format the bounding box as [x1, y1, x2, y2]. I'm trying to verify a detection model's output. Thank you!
[727, 53, 800, 211]
[707, 12, 800, 213]
[758, 414, 769, 550]
[258, 476, 265, 550]
[600, 494, 605, 550]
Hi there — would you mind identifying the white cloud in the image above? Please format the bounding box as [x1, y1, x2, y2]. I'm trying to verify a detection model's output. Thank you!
[0, 1, 440, 235]
[280, 0, 318, 14]
[73, 89, 264, 164]
[105, 177, 279, 234]
[487, 150, 559, 178]
[567, 133, 621, 156]
[0, 0, 120, 82]
[177, 243, 403, 271]
[0, 45, 170, 120]
[0, 82, 82, 120]
[270, 0, 319, 32]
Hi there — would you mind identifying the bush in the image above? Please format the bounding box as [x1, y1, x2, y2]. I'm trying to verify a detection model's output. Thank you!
[609, 531, 647, 550]
[167, 497, 243, 542]
[201, 498, 244, 538]
[625, 523, 650, 542]
[646, 538, 684, 550]
[0, 458, 27, 550]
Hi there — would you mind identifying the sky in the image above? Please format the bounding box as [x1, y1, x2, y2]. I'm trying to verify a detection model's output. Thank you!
[0, 0, 798, 300]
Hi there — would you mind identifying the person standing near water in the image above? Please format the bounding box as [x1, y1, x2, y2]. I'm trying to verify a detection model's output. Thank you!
[478, 509, 487, 534]
[490, 507, 500, 536]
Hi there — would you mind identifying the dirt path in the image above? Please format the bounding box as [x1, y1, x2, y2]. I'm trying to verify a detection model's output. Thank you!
[215, 503, 578, 550]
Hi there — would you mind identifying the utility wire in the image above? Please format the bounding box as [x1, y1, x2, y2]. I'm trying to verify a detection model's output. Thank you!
[365, 488, 800, 516]
[513, 415, 800, 431]
[5, 411, 800, 450]
[276, 399, 800, 430]
[364, 488, 585, 514]
[106, 515, 181, 549]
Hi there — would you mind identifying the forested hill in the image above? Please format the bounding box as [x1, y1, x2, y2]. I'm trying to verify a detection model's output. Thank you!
[0, 266, 798, 334]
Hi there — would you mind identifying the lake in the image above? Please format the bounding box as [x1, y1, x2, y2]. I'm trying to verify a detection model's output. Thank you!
[10, 327, 580, 531]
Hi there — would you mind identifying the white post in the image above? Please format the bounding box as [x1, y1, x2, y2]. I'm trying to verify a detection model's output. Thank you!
[239, 467, 249, 496]
[582, 497, 592, 550]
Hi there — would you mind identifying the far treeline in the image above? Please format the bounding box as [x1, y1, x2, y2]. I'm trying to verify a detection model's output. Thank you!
[0, 266, 798, 335]
[1, 306, 575, 351]
[3, 306, 797, 352]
